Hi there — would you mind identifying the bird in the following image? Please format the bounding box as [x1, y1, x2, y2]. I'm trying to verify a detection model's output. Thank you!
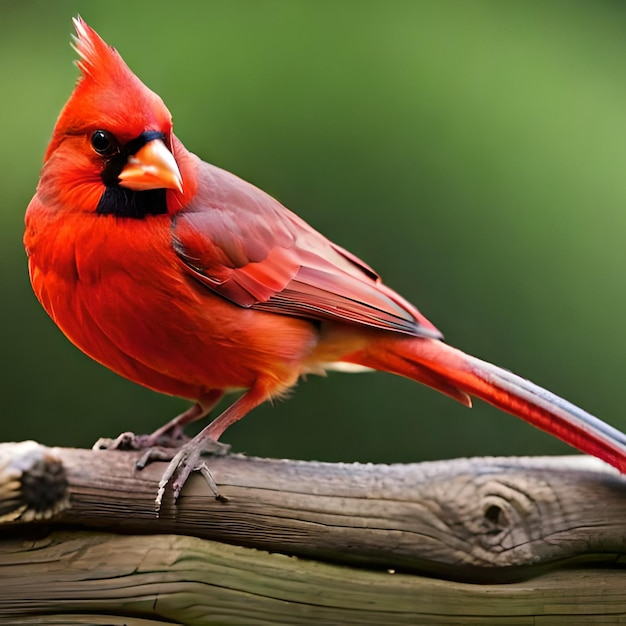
[24, 17, 626, 507]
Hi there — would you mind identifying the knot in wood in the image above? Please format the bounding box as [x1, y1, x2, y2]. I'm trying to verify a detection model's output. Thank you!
[436, 469, 560, 568]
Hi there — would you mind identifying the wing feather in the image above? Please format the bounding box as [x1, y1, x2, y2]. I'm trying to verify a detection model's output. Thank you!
[172, 162, 441, 338]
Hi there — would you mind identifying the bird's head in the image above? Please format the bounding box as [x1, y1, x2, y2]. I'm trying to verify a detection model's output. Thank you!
[39, 17, 186, 218]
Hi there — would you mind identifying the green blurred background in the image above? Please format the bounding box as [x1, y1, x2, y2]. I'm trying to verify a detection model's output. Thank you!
[3, 0, 626, 464]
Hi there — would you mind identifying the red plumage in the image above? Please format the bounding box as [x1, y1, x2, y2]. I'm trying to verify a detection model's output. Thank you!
[24, 18, 626, 503]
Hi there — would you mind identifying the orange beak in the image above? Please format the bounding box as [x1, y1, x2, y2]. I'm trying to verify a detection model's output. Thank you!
[118, 138, 183, 193]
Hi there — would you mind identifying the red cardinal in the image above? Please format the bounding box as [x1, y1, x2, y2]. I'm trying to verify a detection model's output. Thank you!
[25, 18, 626, 504]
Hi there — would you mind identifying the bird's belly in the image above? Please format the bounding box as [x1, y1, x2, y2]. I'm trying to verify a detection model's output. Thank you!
[30, 260, 317, 401]
[26, 211, 319, 400]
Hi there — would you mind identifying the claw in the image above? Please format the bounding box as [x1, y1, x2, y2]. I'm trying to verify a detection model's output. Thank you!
[154, 437, 230, 513]
[199, 462, 230, 503]
[136, 446, 175, 469]
[92, 431, 139, 451]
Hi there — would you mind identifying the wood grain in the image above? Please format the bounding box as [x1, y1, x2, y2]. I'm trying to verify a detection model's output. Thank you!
[1, 442, 626, 623]
[1, 531, 625, 625]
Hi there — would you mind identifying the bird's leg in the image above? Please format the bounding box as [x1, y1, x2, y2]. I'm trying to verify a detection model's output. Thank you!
[93, 389, 224, 453]
[155, 382, 271, 511]
[144, 389, 225, 447]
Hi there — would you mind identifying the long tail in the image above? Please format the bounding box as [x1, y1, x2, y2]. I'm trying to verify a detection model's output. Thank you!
[344, 336, 626, 473]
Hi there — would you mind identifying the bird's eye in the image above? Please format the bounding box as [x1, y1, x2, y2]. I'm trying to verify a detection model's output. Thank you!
[90, 130, 118, 157]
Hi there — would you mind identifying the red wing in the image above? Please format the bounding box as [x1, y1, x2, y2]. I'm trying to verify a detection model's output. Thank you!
[172, 163, 441, 338]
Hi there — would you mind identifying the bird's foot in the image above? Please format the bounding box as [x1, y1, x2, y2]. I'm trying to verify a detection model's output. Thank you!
[92, 427, 230, 512]
[92, 424, 192, 452]
[153, 437, 231, 511]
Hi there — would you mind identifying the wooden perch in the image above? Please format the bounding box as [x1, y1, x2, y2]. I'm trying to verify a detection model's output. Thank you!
[1, 440, 626, 624]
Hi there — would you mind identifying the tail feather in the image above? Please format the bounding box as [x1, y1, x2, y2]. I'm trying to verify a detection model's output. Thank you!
[345, 336, 626, 474]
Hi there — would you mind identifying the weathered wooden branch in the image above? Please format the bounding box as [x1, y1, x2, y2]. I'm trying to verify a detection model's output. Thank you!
[1, 441, 626, 624]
